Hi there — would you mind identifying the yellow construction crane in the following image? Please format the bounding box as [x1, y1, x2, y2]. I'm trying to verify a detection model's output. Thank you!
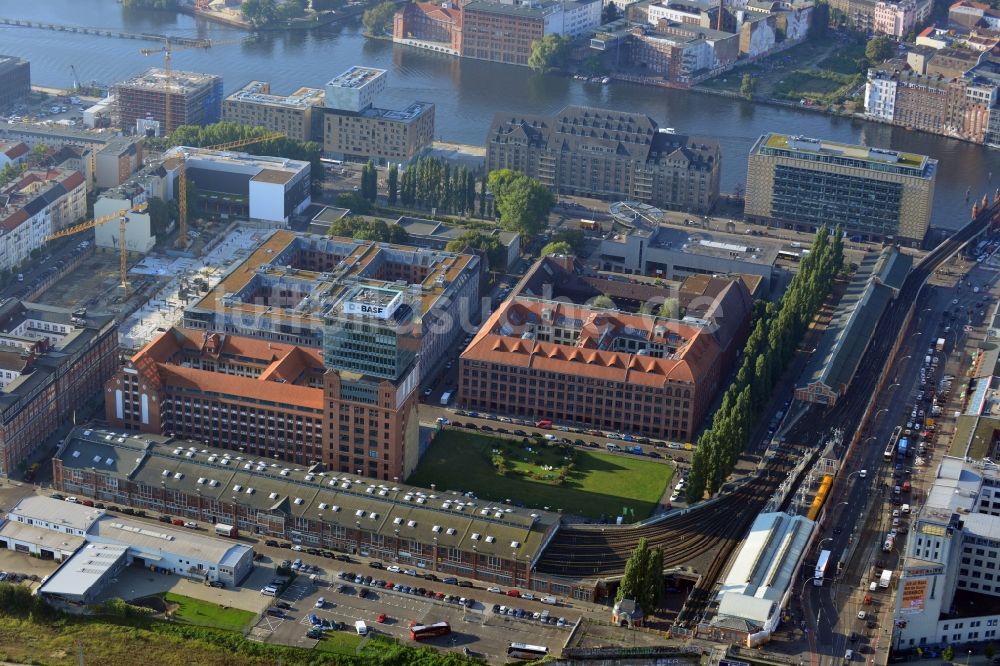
[173, 132, 286, 247]
[46, 203, 149, 291]
[138, 38, 212, 137]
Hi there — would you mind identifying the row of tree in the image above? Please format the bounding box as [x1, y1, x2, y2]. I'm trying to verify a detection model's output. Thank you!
[327, 216, 409, 243]
[167, 121, 324, 182]
[360, 160, 379, 203]
[685, 225, 844, 502]
[240, 0, 308, 27]
[361, 0, 397, 35]
[396, 157, 480, 217]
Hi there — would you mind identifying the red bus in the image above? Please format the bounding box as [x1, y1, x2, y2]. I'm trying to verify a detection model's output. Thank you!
[410, 621, 451, 640]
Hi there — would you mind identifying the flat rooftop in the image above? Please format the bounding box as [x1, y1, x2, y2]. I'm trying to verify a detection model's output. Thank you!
[39, 543, 128, 598]
[88, 515, 252, 566]
[226, 81, 324, 109]
[757, 133, 932, 174]
[362, 101, 432, 123]
[116, 67, 219, 95]
[327, 66, 386, 89]
[58, 427, 560, 562]
[7, 495, 105, 534]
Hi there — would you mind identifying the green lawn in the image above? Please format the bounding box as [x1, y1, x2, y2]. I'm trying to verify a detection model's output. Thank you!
[162, 593, 255, 632]
[314, 631, 366, 655]
[772, 71, 851, 102]
[407, 430, 672, 520]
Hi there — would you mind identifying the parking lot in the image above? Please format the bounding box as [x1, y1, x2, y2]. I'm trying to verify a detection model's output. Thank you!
[251, 567, 573, 661]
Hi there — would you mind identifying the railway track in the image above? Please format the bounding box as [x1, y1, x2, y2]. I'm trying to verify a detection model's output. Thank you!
[535, 199, 998, 623]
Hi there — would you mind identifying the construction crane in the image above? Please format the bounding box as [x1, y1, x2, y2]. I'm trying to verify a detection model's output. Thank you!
[139, 37, 247, 136]
[70, 65, 81, 92]
[138, 37, 213, 136]
[46, 203, 148, 291]
[173, 132, 286, 247]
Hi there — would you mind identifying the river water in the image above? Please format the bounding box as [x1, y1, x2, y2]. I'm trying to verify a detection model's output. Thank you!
[0, 0, 995, 230]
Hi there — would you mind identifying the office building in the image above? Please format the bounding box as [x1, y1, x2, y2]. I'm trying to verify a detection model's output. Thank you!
[321, 67, 434, 165]
[114, 231, 479, 480]
[0, 56, 30, 110]
[597, 206, 781, 290]
[745, 133, 937, 245]
[114, 68, 223, 136]
[892, 456, 1000, 650]
[394, 216, 521, 271]
[162, 146, 311, 224]
[459, 255, 752, 440]
[181, 230, 480, 380]
[52, 426, 560, 588]
[0, 301, 118, 476]
[487, 105, 720, 213]
[223, 81, 325, 143]
[0, 168, 87, 269]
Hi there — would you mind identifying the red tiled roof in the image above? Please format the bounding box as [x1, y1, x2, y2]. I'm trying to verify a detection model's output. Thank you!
[1, 142, 28, 160]
[0, 209, 29, 234]
[462, 299, 719, 385]
[159, 364, 324, 410]
[61, 170, 85, 193]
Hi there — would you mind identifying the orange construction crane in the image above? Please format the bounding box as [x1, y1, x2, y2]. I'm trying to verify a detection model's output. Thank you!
[46, 203, 149, 291]
[173, 132, 286, 248]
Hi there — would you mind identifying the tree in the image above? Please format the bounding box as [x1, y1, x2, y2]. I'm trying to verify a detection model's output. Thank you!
[29, 143, 49, 167]
[146, 196, 172, 236]
[335, 192, 372, 215]
[865, 36, 893, 62]
[942, 646, 954, 662]
[487, 169, 554, 238]
[740, 72, 754, 99]
[362, 0, 397, 35]
[540, 240, 574, 256]
[478, 173, 488, 218]
[601, 2, 621, 23]
[241, 0, 278, 26]
[528, 34, 572, 73]
[361, 160, 378, 203]
[446, 231, 506, 271]
[328, 216, 408, 243]
[659, 298, 681, 318]
[591, 294, 615, 309]
[550, 229, 585, 252]
[617, 538, 651, 604]
[809, 0, 830, 40]
[641, 547, 664, 616]
[387, 164, 398, 206]
[985, 644, 996, 661]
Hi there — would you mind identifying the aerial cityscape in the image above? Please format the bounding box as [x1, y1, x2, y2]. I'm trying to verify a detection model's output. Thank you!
[0, 0, 998, 664]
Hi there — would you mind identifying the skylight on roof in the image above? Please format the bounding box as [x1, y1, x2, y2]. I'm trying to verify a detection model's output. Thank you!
[293, 497, 303, 505]
[269, 492, 278, 499]
[471, 533, 480, 540]
[485, 536, 495, 543]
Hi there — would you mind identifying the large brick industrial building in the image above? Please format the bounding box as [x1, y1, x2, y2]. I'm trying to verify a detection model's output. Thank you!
[107, 230, 480, 481]
[459, 257, 752, 440]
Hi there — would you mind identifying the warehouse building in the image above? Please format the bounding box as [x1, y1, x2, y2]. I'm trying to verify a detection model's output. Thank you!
[53, 427, 560, 589]
[38, 543, 130, 604]
[114, 68, 223, 136]
[487, 106, 721, 213]
[0, 496, 102, 561]
[745, 133, 937, 246]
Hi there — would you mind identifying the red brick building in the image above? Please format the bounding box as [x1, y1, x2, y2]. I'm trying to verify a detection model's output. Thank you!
[393, 3, 464, 54]
[459, 259, 752, 440]
[0, 300, 118, 476]
[105, 327, 420, 482]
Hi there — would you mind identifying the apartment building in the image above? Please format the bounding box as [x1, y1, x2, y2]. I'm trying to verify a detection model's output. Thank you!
[864, 67, 991, 144]
[0, 301, 118, 476]
[487, 105, 720, 213]
[321, 67, 435, 165]
[745, 133, 937, 245]
[224, 81, 326, 143]
[0, 142, 28, 170]
[874, 0, 916, 38]
[0, 55, 30, 110]
[459, 256, 752, 440]
[0, 168, 87, 270]
[114, 68, 223, 136]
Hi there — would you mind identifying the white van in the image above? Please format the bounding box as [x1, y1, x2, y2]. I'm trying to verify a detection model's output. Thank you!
[540, 595, 557, 605]
[902, 503, 910, 514]
[355, 620, 368, 636]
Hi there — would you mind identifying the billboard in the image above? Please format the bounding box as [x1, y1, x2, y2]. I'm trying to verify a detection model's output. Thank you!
[900, 578, 928, 615]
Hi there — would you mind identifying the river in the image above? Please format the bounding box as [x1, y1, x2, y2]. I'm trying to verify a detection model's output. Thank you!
[0, 0, 995, 230]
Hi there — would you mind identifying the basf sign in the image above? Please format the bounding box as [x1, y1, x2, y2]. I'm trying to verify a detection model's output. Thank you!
[342, 288, 403, 320]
